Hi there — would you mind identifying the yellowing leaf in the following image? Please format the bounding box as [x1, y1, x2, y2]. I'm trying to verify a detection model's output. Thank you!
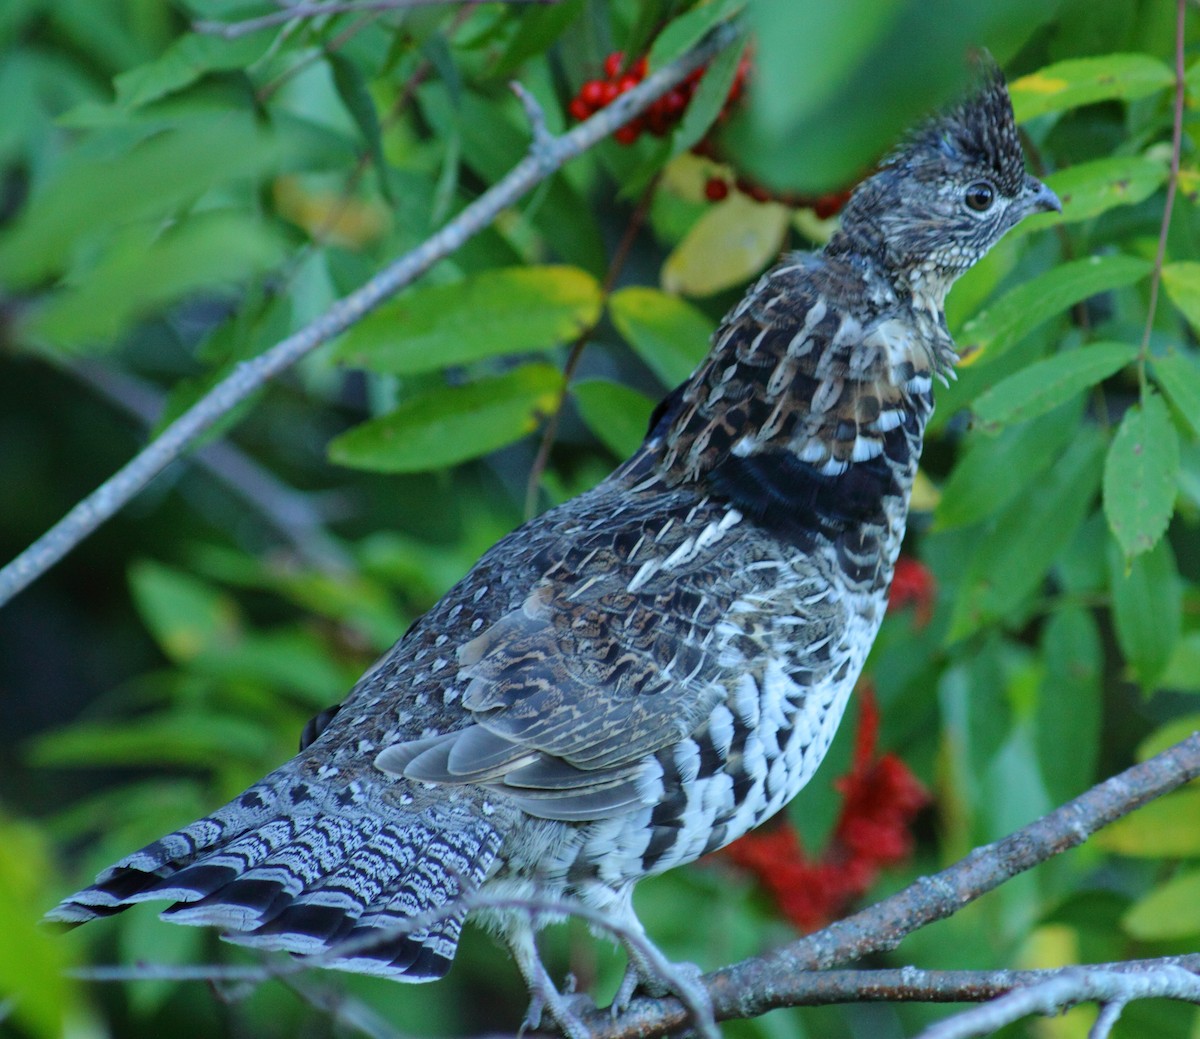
[274, 176, 390, 249]
[1013, 72, 1070, 96]
[1011, 55, 1173, 121]
[910, 468, 941, 512]
[1122, 870, 1200, 940]
[0, 814, 93, 1039]
[1163, 262, 1200, 337]
[1096, 789, 1200, 857]
[662, 193, 789, 297]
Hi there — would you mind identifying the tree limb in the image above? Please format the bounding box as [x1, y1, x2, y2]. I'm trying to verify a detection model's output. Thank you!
[0, 19, 742, 609]
[575, 731, 1200, 1037]
[66, 360, 354, 574]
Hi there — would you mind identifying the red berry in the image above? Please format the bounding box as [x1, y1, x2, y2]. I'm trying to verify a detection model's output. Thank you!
[580, 80, 607, 108]
[604, 51, 623, 78]
[616, 74, 640, 94]
[704, 177, 729, 201]
[599, 80, 619, 105]
[646, 108, 670, 135]
[663, 87, 688, 115]
[568, 97, 591, 121]
[633, 56, 648, 77]
[614, 123, 640, 145]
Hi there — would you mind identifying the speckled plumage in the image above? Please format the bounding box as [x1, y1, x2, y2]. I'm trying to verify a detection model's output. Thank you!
[48, 63, 1059, 1035]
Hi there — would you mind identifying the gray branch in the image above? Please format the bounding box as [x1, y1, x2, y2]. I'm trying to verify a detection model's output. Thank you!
[0, 19, 741, 609]
[195, 0, 558, 40]
[67, 359, 354, 574]
[577, 731, 1200, 1038]
[67, 734, 1200, 1038]
[914, 964, 1200, 1039]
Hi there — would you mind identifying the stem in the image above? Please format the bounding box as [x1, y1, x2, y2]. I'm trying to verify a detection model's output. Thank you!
[1137, 0, 1187, 389]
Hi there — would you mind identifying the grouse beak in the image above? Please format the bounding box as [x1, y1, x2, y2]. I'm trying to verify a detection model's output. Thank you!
[1022, 174, 1062, 216]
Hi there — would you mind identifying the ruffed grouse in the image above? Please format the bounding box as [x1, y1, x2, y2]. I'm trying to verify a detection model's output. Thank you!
[49, 62, 1059, 1036]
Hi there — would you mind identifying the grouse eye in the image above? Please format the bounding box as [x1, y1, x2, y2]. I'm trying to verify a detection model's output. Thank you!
[964, 181, 995, 213]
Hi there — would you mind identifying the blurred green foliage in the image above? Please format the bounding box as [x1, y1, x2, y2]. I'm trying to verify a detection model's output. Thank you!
[2, 0, 1200, 1037]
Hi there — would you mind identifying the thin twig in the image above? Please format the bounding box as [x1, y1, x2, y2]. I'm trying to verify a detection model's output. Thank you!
[196, 0, 555, 39]
[523, 172, 662, 518]
[0, 20, 742, 609]
[575, 731, 1200, 1037]
[66, 360, 353, 574]
[913, 965, 1200, 1039]
[1137, 0, 1187, 384]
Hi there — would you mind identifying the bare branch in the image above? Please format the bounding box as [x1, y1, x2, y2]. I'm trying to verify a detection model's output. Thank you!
[195, 0, 557, 40]
[575, 731, 1200, 1038]
[0, 19, 742, 609]
[913, 965, 1200, 1039]
[66, 360, 354, 574]
[68, 735, 1200, 1038]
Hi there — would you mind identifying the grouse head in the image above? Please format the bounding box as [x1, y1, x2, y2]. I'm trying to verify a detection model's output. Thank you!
[832, 59, 1060, 307]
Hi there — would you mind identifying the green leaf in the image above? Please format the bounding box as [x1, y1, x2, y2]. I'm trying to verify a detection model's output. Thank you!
[1103, 393, 1179, 557]
[1019, 156, 1168, 233]
[327, 51, 392, 204]
[1109, 536, 1182, 690]
[1035, 608, 1102, 805]
[0, 813, 89, 1039]
[573, 379, 654, 459]
[335, 266, 603, 375]
[1122, 870, 1200, 940]
[960, 255, 1150, 366]
[1162, 262, 1200, 339]
[30, 715, 275, 769]
[1096, 789, 1200, 857]
[947, 428, 1103, 641]
[671, 37, 747, 157]
[493, 0, 585, 76]
[113, 30, 271, 109]
[329, 364, 563, 473]
[1009, 54, 1174, 121]
[26, 211, 285, 350]
[648, 0, 746, 69]
[1161, 632, 1200, 693]
[1152, 349, 1200, 439]
[0, 113, 283, 287]
[973, 342, 1135, 428]
[608, 285, 713, 388]
[128, 560, 240, 664]
[935, 400, 1083, 530]
[742, 0, 900, 138]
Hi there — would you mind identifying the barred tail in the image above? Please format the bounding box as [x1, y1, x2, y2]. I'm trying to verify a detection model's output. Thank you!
[45, 770, 503, 982]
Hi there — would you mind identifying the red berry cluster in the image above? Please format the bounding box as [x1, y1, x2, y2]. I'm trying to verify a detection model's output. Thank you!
[719, 686, 927, 932]
[568, 50, 750, 146]
[702, 173, 853, 215]
[888, 556, 936, 627]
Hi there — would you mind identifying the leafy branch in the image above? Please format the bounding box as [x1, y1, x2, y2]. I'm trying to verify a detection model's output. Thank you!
[0, 19, 742, 610]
